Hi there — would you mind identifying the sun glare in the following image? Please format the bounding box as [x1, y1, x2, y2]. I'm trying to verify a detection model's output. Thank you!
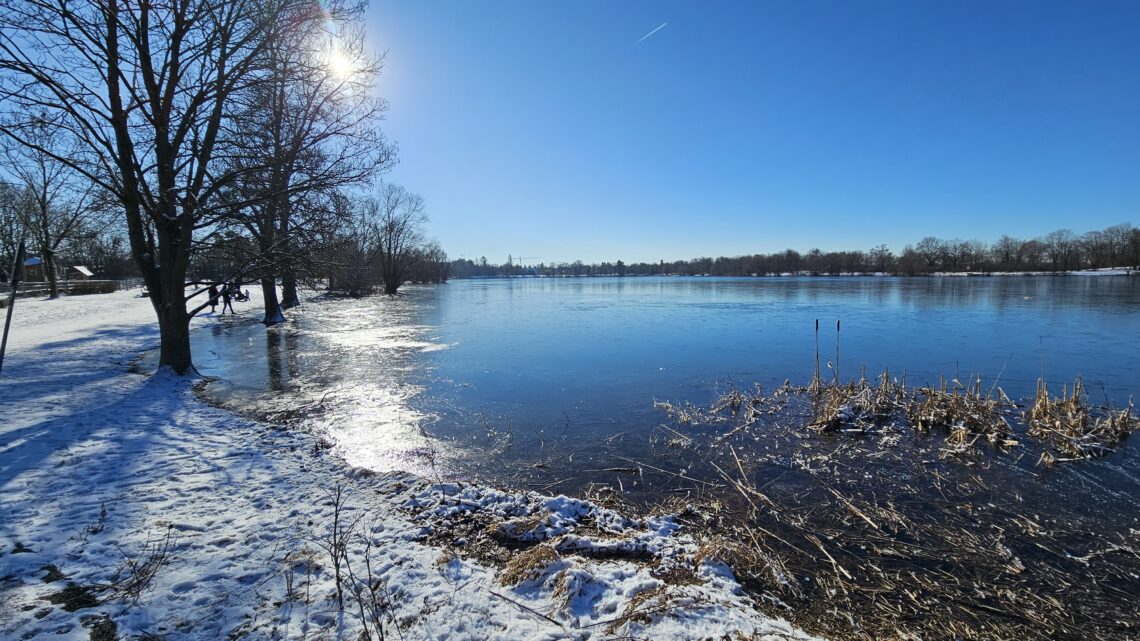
[326, 48, 355, 80]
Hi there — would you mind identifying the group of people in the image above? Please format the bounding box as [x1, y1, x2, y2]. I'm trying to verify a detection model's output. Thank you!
[207, 281, 248, 315]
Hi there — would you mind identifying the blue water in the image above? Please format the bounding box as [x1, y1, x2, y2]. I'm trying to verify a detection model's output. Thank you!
[421, 276, 1139, 438]
[193, 275, 1140, 478]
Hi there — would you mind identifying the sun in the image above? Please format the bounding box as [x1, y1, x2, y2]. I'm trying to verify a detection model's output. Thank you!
[326, 48, 355, 80]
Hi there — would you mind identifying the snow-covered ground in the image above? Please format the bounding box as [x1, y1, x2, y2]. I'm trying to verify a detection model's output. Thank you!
[932, 267, 1136, 276]
[0, 289, 821, 641]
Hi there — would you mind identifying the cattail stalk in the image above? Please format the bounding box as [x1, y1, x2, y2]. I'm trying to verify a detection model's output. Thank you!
[813, 318, 820, 387]
[834, 319, 841, 384]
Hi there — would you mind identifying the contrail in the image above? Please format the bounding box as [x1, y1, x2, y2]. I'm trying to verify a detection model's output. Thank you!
[634, 22, 668, 45]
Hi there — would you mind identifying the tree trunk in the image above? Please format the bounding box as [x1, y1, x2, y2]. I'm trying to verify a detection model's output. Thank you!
[277, 203, 300, 308]
[136, 255, 195, 375]
[261, 277, 284, 325]
[154, 288, 193, 374]
[281, 270, 300, 308]
[138, 212, 195, 374]
[43, 248, 60, 299]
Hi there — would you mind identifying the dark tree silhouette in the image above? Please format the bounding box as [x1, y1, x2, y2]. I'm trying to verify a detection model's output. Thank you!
[0, 0, 302, 372]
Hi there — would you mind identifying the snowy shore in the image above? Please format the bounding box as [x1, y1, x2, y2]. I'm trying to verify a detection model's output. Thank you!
[0, 289, 821, 641]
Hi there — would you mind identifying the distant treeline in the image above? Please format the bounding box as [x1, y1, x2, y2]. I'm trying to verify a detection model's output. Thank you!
[451, 223, 1139, 278]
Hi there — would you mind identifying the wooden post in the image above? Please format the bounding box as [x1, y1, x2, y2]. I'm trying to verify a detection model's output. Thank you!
[0, 241, 27, 376]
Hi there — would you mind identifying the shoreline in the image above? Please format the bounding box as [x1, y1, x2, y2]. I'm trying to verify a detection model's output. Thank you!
[0, 290, 820, 641]
[445, 267, 1138, 280]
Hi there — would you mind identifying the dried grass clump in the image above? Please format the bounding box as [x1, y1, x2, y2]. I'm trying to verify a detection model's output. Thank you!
[499, 543, 561, 585]
[711, 385, 749, 416]
[799, 369, 1021, 454]
[672, 366, 1136, 463]
[1027, 378, 1138, 458]
[650, 495, 725, 528]
[662, 382, 799, 437]
[487, 514, 548, 545]
[909, 377, 1017, 454]
[693, 535, 795, 595]
[809, 370, 907, 433]
[603, 584, 671, 634]
[652, 399, 708, 425]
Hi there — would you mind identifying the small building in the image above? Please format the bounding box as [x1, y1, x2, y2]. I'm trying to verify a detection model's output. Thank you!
[69, 265, 94, 280]
[23, 256, 45, 282]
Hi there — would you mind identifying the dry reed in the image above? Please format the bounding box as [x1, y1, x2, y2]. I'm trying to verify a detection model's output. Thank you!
[1027, 378, 1138, 459]
[640, 365, 1140, 641]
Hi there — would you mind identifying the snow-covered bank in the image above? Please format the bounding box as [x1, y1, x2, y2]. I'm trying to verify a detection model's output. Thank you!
[931, 267, 1136, 277]
[0, 290, 821, 641]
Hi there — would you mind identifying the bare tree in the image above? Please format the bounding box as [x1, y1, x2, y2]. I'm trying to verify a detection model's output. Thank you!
[221, 0, 394, 323]
[356, 184, 428, 295]
[868, 244, 894, 273]
[1020, 239, 1046, 271]
[1129, 228, 1140, 270]
[1080, 229, 1110, 270]
[1042, 229, 1079, 272]
[992, 235, 1021, 271]
[328, 233, 373, 296]
[0, 0, 298, 373]
[1103, 223, 1134, 267]
[2, 119, 106, 297]
[375, 184, 428, 295]
[914, 236, 945, 272]
[0, 179, 24, 276]
[410, 241, 450, 283]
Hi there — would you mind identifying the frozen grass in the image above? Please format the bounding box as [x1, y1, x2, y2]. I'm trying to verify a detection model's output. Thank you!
[645, 373, 1140, 641]
[1028, 378, 1138, 462]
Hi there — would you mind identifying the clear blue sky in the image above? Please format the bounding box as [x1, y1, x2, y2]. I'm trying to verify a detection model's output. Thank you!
[367, 1, 1139, 265]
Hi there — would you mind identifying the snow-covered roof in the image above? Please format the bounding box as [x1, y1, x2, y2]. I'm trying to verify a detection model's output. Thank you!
[72, 265, 94, 277]
[23, 256, 42, 266]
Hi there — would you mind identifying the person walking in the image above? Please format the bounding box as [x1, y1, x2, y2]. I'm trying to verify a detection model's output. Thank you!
[208, 284, 219, 313]
[220, 284, 235, 315]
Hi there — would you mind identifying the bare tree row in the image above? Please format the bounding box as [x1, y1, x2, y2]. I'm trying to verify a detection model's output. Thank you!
[450, 223, 1139, 279]
[0, 125, 117, 296]
[0, 0, 446, 374]
[324, 184, 449, 297]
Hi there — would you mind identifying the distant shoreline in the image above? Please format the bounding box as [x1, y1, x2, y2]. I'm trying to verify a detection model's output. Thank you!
[450, 268, 1137, 280]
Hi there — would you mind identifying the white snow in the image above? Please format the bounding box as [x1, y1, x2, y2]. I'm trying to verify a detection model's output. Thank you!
[932, 267, 1136, 277]
[0, 288, 823, 641]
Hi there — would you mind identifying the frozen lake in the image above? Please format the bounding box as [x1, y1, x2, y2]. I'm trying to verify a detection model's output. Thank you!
[193, 275, 1140, 481]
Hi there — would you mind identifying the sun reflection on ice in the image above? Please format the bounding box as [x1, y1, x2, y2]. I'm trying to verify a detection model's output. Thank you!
[191, 289, 458, 480]
[301, 298, 456, 478]
[314, 383, 448, 478]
